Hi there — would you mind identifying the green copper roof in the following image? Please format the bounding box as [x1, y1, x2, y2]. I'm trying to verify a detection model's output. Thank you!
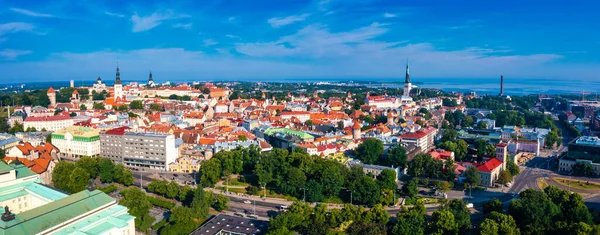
[264, 128, 314, 140]
[0, 190, 116, 235]
[0, 162, 12, 173]
[12, 164, 37, 179]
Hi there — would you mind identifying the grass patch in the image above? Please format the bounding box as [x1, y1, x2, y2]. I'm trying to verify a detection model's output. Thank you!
[229, 178, 251, 187]
[404, 196, 439, 205]
[536, 178, 549, 189]
[216, 186, 247, 194]
[552, 177, 600, 190]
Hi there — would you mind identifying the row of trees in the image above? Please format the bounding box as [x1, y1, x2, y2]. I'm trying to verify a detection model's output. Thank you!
[268, 186, 600, 235]
[199, 146, 398, 206]
[267, 198, 473, 235]
[355, 138, 408, 167]
[52, 156, 133, 193]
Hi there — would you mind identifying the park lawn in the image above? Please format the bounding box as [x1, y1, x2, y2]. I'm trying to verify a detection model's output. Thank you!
[404, 196, 439, 205]
[536, 178, 549, 189]
[552, 177, 600, 190]
[216, 186, 247, 194]
[229, 178, 251, 187]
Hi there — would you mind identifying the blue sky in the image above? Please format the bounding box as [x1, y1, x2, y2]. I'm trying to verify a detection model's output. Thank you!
[0, 0, 599, 82]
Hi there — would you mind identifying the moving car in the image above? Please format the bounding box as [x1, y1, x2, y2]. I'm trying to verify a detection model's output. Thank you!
[243, 200, 251, 204]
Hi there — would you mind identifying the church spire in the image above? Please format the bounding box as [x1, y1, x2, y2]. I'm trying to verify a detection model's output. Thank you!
[115, 60, 122, 85]
[149, 70, 153, 81]
[404, 60, 410, 83]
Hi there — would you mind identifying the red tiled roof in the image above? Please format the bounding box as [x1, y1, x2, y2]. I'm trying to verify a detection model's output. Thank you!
[47, 87, 55, 93]
[24, 115, 71, 122]
[476, 158, 503, 173]
[105, 126, 131, 135]
[402, 131, 428, 139]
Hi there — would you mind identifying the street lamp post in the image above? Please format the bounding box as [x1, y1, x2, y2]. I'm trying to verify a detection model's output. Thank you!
[348, 190, 353, 205]
[262, 183, 267, 198]
[301, 188, 306, 202]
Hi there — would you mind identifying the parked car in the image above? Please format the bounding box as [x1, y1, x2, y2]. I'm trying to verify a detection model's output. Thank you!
[466, 203, 474, 208]
[243, 200, 251, 204]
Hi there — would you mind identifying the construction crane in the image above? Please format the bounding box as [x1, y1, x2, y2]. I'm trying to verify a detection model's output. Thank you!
[571, 91, 590, 103]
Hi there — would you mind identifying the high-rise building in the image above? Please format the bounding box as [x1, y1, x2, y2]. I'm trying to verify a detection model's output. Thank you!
[100, 127, 178, 171]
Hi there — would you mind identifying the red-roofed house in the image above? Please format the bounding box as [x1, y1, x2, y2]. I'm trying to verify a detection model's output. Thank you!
[5, 141, 59, 184]
[476, 158, 503, 187]
[430, 149, 455, 161]
[23, 114, 73, 131]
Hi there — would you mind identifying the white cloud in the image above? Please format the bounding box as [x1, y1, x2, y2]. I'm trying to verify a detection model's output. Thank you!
[131, 10, 189, 32]
[0, 22, 36, 35]
[225, 34, 240, 39]
[173, 23, 192, 29]
[105, 11, 125, 18]
[9, 8, 54, 17]
[0, 49, 32, 60]
[228, 16, 236, 21]
[383, 13, 396, 18]
[267, 13, 310, 28]
[203, 39, 218, 47]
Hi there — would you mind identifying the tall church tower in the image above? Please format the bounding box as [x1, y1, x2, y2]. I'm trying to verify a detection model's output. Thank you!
[403, 61, 412, 97]
[114, 62, 123, 99]
[148, 71, 155, 87]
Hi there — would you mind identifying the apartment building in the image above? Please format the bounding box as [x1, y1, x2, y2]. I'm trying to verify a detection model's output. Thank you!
[52, 126, 101, 161]
[100, 127, 178, 171]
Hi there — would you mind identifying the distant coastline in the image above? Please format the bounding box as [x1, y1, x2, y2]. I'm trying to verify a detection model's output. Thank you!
[3, 77, 599, 96]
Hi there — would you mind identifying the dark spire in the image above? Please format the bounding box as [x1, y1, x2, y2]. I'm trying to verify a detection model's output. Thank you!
[404, 60, 411, 83]
[149, 70, 153, 81]
[1, 206, 15, 222]
[115, 61, 122, 85]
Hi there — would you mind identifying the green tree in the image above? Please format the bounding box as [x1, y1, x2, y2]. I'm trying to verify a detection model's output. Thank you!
[463, 116, 474, 127]
[75, 156, 99, 178]
[388, 145, 407, 168]
[479, 219, 499, 235]
[442, 129, 458, 142]
[305, 179, 325, 202]
[508, 189, 560, 235]
[402, 179, 418, 198]
[485, 212, 520, 235]
[506, 161, 520, 177]
[499, 170, 512, 185]
[179, 185, 193, 204]
[393, 201, 426, 235]
[483, 199, 503, 215]
[118, 104, 128, 111]
[52, 161, 76, 192]
[97, 158, 115, 183]
[212, 194, 230, 211]
[376, 169, 397, 191]
[200, 158, 222, 186]
[149, 103, 162, 111]
[93, 102, 105, 110]
[113, 165, 134, 185]
[166, 181, 180, 198]
[478, 121, 489, 129]
[444, 199, 471, 233]
[430, 210, 458, 235]
[352, 175, 380, 206]
[129, 100, 144, 110]
[238, 134, 247, 141]
[68, 167, 90, 193]
[464, 166, 481, 195]
[160, 206, 199, 234]
[437, 181, 452, 195]
[362, 204, 390, 224]
[121, 187, 152, 217]
[356, 138, 384, 164]
[190, 187, 210, 219]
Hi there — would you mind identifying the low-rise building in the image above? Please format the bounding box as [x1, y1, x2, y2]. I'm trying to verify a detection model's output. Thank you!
[51, 126, 101, 161]
[23, 115, 73, 132]
[559, 136, 600, 174]
[0, 161, 136, 235]
[476, 158, 503, 187]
